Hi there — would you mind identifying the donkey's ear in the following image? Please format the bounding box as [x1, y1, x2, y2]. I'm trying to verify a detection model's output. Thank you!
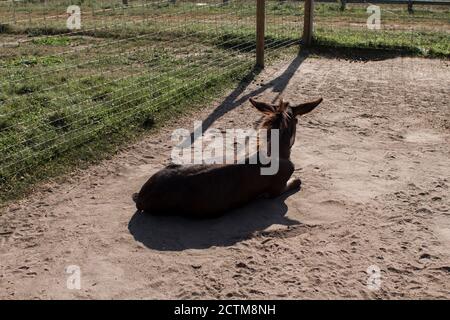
[292, 98, 323, 116]
[249, 98, 276, 115]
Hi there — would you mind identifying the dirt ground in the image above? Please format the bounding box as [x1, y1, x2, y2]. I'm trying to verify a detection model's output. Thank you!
[0, 54, 449, 299]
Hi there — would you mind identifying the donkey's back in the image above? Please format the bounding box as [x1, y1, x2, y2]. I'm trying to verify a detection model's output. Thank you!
[134, 162, 290, 217]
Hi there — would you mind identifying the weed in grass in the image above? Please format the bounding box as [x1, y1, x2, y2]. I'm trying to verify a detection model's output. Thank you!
[15, 84, 39, 95]
[32, 36, 71, 46]
[0, 23, 12, 33]
[0, 118, 12, 132]
[48, 111, 69, 131]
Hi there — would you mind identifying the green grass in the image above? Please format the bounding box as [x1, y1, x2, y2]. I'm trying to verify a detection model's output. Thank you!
[0, 62, 258, 203]
[32, 36, 71, 46]
[0, 23, 293, 203]
[314, 27, 450, 58]
[1, 55, 65, 68]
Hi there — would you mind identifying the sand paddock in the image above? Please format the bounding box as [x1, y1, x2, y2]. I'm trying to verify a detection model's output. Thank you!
[0, 54, 449, 299]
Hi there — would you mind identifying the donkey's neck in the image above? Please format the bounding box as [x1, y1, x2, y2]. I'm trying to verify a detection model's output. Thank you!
[253, 142, 291, 164]
[264, 134, 292, 160]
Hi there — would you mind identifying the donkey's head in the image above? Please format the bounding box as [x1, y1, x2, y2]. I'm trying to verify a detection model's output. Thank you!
[249, 97, 323, 159]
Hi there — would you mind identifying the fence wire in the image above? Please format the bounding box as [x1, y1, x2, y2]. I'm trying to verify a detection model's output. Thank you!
[0, 0, 302, 190]
[310, 0, 449, 55]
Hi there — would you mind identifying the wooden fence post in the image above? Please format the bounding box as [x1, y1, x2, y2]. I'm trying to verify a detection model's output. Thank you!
[302, 0, 314, 46]
[256, 0, 265, 68]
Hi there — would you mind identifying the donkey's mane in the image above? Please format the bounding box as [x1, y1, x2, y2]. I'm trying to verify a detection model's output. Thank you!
[260, 100, 292, 131]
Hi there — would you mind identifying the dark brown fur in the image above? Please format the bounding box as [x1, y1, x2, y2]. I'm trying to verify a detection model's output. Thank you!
[134, 97, 323, 217]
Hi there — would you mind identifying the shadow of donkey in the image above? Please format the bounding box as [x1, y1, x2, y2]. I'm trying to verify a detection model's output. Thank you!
[128, 188, 300, 251]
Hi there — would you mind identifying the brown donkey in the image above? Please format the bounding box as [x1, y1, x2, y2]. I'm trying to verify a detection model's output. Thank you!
[133, 97, 323, 217]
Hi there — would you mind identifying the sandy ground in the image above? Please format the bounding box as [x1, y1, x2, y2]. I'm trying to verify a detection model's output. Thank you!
[0, 54, 449, 299]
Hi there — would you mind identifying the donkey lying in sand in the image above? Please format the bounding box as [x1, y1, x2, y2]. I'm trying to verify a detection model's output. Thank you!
[133, 97, 322, 217]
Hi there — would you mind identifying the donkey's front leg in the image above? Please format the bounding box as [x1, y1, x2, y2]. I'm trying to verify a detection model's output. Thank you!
[285, 177, 301, 192]
[265, 177, 301, 198]
[265, 160, 300, 198]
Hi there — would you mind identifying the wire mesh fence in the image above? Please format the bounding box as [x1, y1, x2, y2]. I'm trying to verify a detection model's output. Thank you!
[0, 0, 303, 196]
[311, 1, 449, 56]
